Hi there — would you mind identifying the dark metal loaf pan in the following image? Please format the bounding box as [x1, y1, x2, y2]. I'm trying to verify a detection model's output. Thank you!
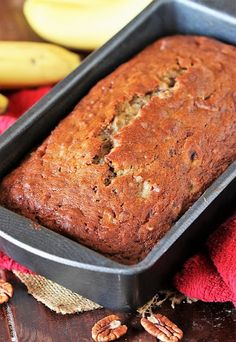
[0, 0, 235, 311]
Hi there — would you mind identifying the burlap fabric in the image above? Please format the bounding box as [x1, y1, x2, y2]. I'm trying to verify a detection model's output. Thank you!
[13, 271, 101, 314]
[13, 271, 190, 315]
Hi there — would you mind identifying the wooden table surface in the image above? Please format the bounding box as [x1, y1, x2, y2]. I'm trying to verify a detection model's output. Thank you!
[0, 1, 235, 341]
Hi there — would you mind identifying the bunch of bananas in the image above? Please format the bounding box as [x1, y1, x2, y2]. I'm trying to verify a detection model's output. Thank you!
[23, 0, 152, 50]
[0, 0, 151, 91]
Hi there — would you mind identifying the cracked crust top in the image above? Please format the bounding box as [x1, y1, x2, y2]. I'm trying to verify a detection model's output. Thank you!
[0, 35, 236, 264]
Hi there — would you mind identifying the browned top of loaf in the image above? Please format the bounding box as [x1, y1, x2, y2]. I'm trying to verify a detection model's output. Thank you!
[0, 35, 236, 264]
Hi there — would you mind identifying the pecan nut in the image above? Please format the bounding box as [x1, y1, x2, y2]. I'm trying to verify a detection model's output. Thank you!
[92, 314, 128, 342]
[0, 279, 13, 305]
[141, 313, 183, 342]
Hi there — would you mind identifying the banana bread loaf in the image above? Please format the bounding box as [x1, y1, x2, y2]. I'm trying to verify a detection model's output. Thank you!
[0, 35, 235, 264]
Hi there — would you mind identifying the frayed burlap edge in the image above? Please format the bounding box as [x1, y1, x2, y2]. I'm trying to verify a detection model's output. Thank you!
[13, 271, 101, 314]
[13, 271, 192, 315]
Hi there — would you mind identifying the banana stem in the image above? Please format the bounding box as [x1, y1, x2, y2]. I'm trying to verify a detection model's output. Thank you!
[0, 93, 9, 115]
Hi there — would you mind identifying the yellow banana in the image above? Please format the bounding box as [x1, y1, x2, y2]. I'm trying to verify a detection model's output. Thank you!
[42, 0, 111, 5]
[0, 93, 9, 114]
[23, 0, 153, 50]
[0, 41, 80, 89]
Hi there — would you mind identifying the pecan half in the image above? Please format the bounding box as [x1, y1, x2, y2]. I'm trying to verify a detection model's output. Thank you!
[92, 314, 127, 342]
[141, 313, 183, 341]
[0, 279, 13, 305]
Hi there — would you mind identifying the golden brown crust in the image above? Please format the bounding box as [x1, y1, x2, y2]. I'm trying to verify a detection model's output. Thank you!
[0, 35, 236, 264]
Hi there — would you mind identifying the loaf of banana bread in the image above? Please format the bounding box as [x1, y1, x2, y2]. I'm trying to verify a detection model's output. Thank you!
[0, 35, 235, 264]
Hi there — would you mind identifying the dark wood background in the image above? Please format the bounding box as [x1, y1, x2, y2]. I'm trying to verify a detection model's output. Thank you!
[0, 1, 235, 341]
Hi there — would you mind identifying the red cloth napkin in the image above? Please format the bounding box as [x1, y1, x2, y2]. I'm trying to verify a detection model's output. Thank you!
[0, 87, 51, 134]
[0, 251, 33, 274]
[175, 215, 236, 305]
[0, 88, 235, 306]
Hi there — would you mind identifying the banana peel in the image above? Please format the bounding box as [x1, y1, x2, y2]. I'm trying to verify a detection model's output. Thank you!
[23, 0, 153, 50]
[0, 41, 80, 89]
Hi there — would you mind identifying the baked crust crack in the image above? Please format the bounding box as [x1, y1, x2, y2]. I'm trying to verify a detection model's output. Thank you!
[93, 66, 187, 186]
